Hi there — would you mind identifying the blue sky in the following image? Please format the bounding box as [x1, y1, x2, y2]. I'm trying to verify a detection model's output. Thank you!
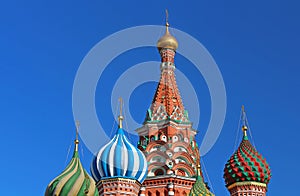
[1, 0, 299, 195]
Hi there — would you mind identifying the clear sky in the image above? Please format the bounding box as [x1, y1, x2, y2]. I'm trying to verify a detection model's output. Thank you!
[0, 0, 299, 195]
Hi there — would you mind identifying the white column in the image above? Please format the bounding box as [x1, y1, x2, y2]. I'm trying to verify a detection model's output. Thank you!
[139, 186, 146, 196]
[168, 183, 174, 196]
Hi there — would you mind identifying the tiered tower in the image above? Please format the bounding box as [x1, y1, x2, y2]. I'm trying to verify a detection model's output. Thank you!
[44, 12, 274, 196]
[223, 107, 271, 196]
[45, 124, 99, 196]
[91, 99, 148, 196]
[136, 14, 213, 196]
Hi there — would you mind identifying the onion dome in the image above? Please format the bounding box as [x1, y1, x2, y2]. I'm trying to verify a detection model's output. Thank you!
[45, 125, 99, 196]
[223, 107, 271, 187]
[91, 99, 148, 183]
[157, 10, 178, 51]
[189, 165, 214, 196]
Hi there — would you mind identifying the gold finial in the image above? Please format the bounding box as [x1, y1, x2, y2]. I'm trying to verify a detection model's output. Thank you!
[196, 157, 201, 175]
[118, 97, 124, 128]
[242, 125, 248, 136]
[241, 105, 248, 136]
[75, 120, 80, 151]
[196, 164, 202, 180]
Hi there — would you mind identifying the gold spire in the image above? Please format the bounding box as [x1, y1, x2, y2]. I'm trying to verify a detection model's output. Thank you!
[241, 105, 248, 136]
[157, 9, 178, 50]
[197, 164, 201, 177]
[118, 97, 124, 128]
[75, 120, 80, 152]
[196, 157, 202, 179]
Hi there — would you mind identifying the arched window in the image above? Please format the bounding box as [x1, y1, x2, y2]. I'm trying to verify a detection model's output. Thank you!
[177, 169, 185, 176]
[150, 156, 166, 163]
[154, 169, 164, 176]
[142, 139, 147, 146]
[178, 133, 183, 141]
[150, 135, 155, 141]
[172, 135, 178, 142]
[175, 156, 188, 163]
[174, 146, 187, 153]
[166, 151, 173, 158]
[161, 135, 167, 142]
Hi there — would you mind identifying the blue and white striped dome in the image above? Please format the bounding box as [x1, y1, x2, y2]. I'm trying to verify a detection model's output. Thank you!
[91, 128, 148, 183]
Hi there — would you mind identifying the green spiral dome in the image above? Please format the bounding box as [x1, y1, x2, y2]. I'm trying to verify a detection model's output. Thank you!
[45, 140, 99, 196]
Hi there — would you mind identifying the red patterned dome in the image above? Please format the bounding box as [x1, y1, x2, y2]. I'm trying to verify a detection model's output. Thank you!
[224, 114, 271, 187]
[224, 134, 271, 186]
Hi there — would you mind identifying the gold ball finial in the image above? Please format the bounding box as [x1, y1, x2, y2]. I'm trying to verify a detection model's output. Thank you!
[75, 121, 80, 151]
[118, 115, 124, 128]
[242, 125, 248, 137]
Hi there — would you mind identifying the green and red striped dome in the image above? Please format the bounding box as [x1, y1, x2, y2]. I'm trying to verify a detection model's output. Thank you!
[224, 134, 271, 187]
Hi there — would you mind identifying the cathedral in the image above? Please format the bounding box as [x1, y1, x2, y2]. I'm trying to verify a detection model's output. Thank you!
[45, 18, 272, 196]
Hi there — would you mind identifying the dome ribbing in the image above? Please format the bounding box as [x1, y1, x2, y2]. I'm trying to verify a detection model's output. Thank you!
[91, 128, 148, 183]
[45, 135, 98, 196]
